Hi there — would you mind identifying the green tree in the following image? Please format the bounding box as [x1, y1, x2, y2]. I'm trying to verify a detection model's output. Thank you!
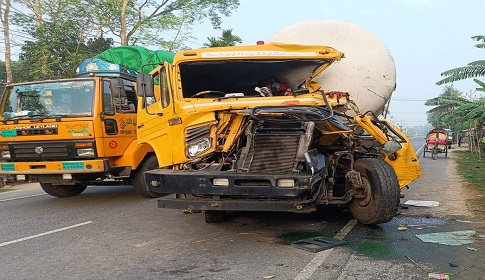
[436, 36, 485, 85]
[18, 19, 113, 80]
[203, 28, 242, 47]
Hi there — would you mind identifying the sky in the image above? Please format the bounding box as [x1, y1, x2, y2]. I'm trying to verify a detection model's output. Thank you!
[190, 0, 484, 127]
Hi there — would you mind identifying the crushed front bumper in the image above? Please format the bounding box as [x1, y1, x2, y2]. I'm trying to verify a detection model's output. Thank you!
[145, 169, 325, 212]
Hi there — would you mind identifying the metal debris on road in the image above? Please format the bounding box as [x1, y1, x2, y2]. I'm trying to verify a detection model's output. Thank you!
[291, 236, 345, 253]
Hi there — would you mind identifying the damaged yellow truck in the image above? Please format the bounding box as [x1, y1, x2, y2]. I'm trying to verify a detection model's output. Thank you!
[135, 42, 422, 224]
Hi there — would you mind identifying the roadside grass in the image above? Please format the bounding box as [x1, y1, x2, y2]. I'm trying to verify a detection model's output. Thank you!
[454, 150, 485, 215]
[455, 150, 485, 189]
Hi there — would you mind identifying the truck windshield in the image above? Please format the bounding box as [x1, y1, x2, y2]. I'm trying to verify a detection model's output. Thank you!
[1, 80, 95, 119]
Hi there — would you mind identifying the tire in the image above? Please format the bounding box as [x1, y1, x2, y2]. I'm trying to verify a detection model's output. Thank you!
[432, 147, 437, 160]
[445, 146, 448, 158]
[40, 183, 87, 198]
[349, 158, 400, 224]
[133, 155, 165, 198]
[203, 210, 226, 223]
[423, 148, 426, 158]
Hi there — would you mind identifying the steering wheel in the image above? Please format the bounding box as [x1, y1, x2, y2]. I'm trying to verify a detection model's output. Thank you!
[190, 90, 226, 98]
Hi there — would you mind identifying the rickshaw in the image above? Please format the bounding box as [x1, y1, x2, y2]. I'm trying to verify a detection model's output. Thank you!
[423, 128, 448, 160]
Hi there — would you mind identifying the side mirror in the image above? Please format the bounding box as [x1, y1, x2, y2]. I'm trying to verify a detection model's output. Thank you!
[109, 78, 126, 97]
[136, 73, 154, 97]
[382, 140, 402, 154]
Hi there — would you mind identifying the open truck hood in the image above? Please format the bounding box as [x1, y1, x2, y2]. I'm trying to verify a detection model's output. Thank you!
[175, 43, 344, 98]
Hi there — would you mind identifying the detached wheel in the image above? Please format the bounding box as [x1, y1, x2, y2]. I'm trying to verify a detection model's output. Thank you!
[40, 183, 87, 198]
[203, 210, 226, 223]
[133, 155, 165, 198]
[349, 158, 400, 224]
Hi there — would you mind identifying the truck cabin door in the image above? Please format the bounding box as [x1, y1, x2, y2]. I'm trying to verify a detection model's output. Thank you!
[136, 64, 174, 167]
[100, 78, 138, 157]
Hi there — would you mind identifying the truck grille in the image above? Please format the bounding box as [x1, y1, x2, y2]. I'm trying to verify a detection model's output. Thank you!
[185, 124, 211, 143]
[9, 141, 81, 161]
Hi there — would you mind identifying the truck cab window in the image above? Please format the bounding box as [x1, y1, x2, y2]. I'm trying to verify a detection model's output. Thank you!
[102, 80, 114, 113]
[161, 67, 170, 108]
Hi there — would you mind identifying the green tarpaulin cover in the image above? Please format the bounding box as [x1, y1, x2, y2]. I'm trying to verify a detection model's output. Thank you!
[96, 46, 175, 74]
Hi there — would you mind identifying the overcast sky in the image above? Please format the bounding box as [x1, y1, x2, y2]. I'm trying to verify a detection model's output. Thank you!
[191, 0, 484, 127]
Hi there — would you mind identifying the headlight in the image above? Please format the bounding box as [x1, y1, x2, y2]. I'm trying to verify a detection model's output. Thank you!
[77, 148, 95, 157]
[187, 138, 211, 157]
[0, 151, 10, 159]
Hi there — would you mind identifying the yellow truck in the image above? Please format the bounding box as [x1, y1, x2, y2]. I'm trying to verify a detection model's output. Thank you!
[135, 42, 422, 224]
[0, 58, 162, 198]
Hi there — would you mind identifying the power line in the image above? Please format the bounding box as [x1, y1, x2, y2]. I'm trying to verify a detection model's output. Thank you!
[392, 98, 429, 101]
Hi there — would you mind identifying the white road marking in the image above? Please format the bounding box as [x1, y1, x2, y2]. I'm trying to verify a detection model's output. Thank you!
[294, 218, 358, 280]
[0, 221, 92, 247]
[0, 193, 46, 202]
[416, 144, 426, 158]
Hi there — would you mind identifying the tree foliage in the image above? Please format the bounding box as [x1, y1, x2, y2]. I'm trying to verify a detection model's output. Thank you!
[203, 28, 242, 47]
[2, 0, 240, 82]
[17, 19, 113, 80]
[84, 0, 240, 48]
[425, 85, 467, 129]
[436, 36, 485, 85]
[426, 81, 485, 138]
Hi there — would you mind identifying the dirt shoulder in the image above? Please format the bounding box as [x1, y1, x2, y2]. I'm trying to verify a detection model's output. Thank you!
[400, 146, 485, 221]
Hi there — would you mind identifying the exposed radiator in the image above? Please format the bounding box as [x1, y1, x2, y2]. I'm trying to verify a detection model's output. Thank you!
[237, 121, 314, 173]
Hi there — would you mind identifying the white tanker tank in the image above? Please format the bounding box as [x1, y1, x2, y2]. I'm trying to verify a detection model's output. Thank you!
[267, 19, 395, 116]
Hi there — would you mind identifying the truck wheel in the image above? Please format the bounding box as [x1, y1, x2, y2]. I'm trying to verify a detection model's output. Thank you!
[349, 158, 400, 224]
[203, 210, 226, 223]
[133, 155, 165, 198]
[40, 183, 87, 198]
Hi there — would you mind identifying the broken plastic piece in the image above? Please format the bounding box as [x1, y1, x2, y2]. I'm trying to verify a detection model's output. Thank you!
[404, 200, 440, 207]
[428, 273, 450, 279]
[416, 230, 476, 246]
[291, 236, 345, 253]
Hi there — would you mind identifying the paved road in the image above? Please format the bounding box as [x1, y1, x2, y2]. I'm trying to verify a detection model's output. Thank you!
[1, 141, 484, 280]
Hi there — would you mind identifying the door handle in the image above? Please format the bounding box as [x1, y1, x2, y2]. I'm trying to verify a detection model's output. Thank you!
[137, 124, 144, 129]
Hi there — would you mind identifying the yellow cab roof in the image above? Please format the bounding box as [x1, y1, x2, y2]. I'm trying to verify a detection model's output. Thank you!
[173, 42, 344, 63]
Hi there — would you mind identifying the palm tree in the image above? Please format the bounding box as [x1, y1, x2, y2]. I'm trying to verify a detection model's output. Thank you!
[219, 29, 242, 46]
[425, 85, 468, 128]
[436, 36, 485, 85]
[203, 29, 242, 48]
[475, 78, 485, 93]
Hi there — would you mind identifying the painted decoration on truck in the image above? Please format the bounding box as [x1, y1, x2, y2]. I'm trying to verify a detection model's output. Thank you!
[66, 124, 90, 137]
[119, 117, 136, 136]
